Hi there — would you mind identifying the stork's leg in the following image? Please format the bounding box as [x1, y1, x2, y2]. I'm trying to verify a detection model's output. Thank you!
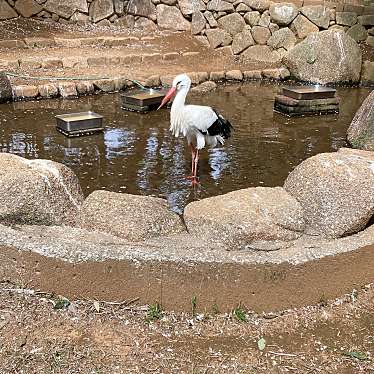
[186, 143, 197, 180]
[191, 149, 199, 185]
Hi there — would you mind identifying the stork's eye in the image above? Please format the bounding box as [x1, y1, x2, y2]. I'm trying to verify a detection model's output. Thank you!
[176, 81, 182, 89]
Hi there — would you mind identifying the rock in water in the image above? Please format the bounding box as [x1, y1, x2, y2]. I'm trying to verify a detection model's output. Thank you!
[283, 30, 362, 84]
[0, 72, 12, 103]
[347, 90, 374, 151]
[80, 190, 185, 241]
[0, 153, 84, 226]
[284, 148, 374, 238]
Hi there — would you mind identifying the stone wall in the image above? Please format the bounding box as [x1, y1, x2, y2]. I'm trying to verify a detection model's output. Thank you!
[1, 1, 374, 57]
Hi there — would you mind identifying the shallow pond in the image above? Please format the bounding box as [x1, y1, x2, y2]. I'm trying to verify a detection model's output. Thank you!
[0, 82, 370, 214]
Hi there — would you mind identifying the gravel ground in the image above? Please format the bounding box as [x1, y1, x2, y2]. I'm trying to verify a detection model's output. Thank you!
[1, 280, 374, 373]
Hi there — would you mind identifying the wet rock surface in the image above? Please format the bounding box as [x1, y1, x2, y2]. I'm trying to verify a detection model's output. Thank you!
[283, 30, 362, 84]
[0, 153, 84, 226]
[284, 148, 374, 239]
[0, 72, 12, 103]
[80, 190, 185, 241]
[347, 90, 374, 151]
[184, 187, 305, 249]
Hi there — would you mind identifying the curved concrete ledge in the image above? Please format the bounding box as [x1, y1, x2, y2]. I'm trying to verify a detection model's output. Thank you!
[0, 224, 373, 312]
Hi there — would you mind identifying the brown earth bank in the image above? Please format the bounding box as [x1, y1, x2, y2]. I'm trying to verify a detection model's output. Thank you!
[0, 278, 374, 373]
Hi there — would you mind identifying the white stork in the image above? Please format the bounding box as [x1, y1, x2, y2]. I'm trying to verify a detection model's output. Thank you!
[158, 73, 233, 183]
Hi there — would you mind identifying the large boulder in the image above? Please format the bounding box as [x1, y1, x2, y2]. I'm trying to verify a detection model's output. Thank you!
[156, 4, 190, 30]
[269, 3, 298, 26]
[284, 148, 374, 238]
[283, 30, 362, 84]
[184, 187, 305, 249]
[347, 90, 374, 151]
[80, 190, 185, 241]
[0, 153, 84, 226]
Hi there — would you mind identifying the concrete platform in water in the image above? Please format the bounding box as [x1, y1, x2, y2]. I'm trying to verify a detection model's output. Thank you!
[274, 86, 340, 116]
[121, 88, 167, 113]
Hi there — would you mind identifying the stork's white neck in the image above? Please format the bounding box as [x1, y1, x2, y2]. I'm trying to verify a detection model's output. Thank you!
[171, 85, 189, 114]
[169, 84, 190, 137]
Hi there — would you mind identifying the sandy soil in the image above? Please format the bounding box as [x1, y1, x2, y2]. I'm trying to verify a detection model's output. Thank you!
[1, 280, 374, 373]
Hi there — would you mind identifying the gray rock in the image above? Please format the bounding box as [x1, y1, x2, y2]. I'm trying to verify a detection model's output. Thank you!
[357, 15, 374, 26]
[192, 11, 206, 34]
[205, 28, 232, 48]
[13, 85, 39, 99]
[0, 153, 83, 226]
[217, 13, 246, 36]
[184, 187, 305, 249]
[134, 17, 157, 31]
[38, 83, 59, 98]
[336, 12, 357, 26]
[367, 36, 374, 47]
[232, 29, 254, 54]
[191, 80, 217, 93]
[70, 11, 90, 24]
[243, 0, 269, 12]
[269, 22, 280, 34]
[14, 0, 43, 17]
[284, 148, 374, 238]
[236, 3, 250, 12]
[251, 25, 271, 44]
[300, 5, 330, 29]
[328, 24, 346, 32]
[360, 60, 374, 86]
[204, 10, 218, 27]
[347, 24, 368, 42]
[244, 11, 260, 26]
[290, 14, 319, 39]
[242, 44, 282, 63]
[113, 15, 135, 28]
[127, 0, 156, 20]
[58, 82, 78, 98]
[267, 27, 296, 50]
[0, 0, 18, 19]
[258, 10, 270, 27]
[76, 81, 95, 95]
[207, 0, 234, 12]
[178, 0, 205, 16]
[93, 79, 115, 92]
[269, 2, 298, 26]
[89, 0, 114, 22]
[226, 69, 243, 80]
[283, 30, 362, 84]
[347, 90, 374, 151]
[80, 190, 185, 241]
[44, 0, 88, 18]
[156, 4, 190, 30]
[0, 72, 12, 103]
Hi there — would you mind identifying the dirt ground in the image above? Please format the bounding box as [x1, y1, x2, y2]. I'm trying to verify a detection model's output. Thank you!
[0, 280, 374, 373]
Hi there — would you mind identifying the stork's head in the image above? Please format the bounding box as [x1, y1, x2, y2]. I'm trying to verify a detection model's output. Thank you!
[157, 74, 191, 110]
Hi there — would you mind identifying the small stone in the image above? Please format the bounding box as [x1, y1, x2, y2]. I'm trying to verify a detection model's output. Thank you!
[346, 24, 368, 42]
[232, 29, 254, 54]
[267, 27, 296, 50]
[226, 69, 243, 80]
[192, 11, 206, 34]
[243, 0, 270, 12]
[194, 35, 210, 47]
[58, 82, 78, 98]
[38, 83, 58, 98]
[144, 75, 161, 87]
[191, 80, 217, 93]
[204, 10, 218, 27]
[244, 11, 260, 26]
[42, 58, 63, 69]
[269, 2, 298, 26]
[217, 13, 246, 36]
[210, 71, 225, 81]
[207, 0, 234, 12]
[258, 11, 271, 27]
[290, 14, 319, 39]
[13, 85, 39, 99]
[336, 11, 357, 26]
[93, 79, 115, 92]
[20, 59, 42, 69]
[76, 81, 95, 95]
[236, 3, 250, 12]
[251, 26, 271, 45]
[206, 28, 232, 48]
[243, 70, 262, 79]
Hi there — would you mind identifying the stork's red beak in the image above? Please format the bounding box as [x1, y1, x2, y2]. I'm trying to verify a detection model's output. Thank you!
[157, 87, 176, 110]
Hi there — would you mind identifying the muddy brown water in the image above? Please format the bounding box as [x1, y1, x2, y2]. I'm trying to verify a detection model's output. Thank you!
[0, 82, 371, 214]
